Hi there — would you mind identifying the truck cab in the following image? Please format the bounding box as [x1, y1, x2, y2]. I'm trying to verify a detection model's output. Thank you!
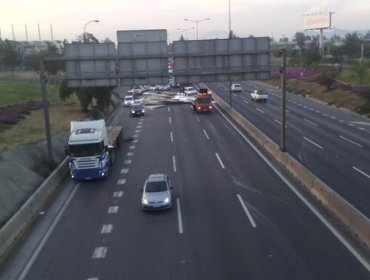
[192, 88, 213, 113]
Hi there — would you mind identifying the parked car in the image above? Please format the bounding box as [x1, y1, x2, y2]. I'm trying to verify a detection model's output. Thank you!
[123, 95, 134, 107]
[184, 86, 198, 95]
[231, 83, 242, 92]
[141, 173, 173, 211]
[130, 103, 145, 117]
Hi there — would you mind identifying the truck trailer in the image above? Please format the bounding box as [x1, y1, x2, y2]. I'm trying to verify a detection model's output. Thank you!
[66, 120, 122, 181]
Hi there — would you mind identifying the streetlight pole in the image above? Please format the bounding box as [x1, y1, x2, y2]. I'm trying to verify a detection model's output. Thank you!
[82, 19, 99, 42]
[184, 18, 210, 40]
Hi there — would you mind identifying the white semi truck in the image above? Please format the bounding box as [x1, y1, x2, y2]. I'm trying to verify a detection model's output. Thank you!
[66, 119, 122, 181]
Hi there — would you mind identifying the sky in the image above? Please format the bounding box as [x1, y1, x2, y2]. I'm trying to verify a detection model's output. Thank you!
[0, 0, 369, 43]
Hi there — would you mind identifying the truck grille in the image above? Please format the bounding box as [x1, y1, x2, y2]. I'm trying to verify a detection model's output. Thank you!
[74, 157, 99, 169]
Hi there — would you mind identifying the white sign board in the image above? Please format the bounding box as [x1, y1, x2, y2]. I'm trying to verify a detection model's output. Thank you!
[304, 13, 331, 30]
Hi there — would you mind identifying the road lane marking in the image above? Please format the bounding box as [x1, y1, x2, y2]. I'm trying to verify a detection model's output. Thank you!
[135, 129, 141, 133]
[274, 119, 287, 127]
[256, 108, 265, 114]
[108, 206, 119, 214]
[203, 129, 210, 140]
[172, 155, 177, 172]
[242, 100, 249, 105]
[196, 116, 200, 122]
[169, 117, 172, 125]
[129, 145, 135, 150]
[339, 135, 363, 148]
[170, 131, 174, 142]
[121, 168, 129, 174]
[215, 153, 225, 169]
[137, 125, 142, 129]
[117, 179, 126, 185]
[214, 104, 370, 272]
[304, 119, 318, 127]
[101, 224, 113, 234]
[124, 159, 132, 164]
[177, 198, 183, 234]
[92, 247, 107, 259]
[168, 107, 171, 112]
[331, 116, 337, 120]
[304, 137, 323, 149]
[353, 166, 370, 179]
[237, 194, 257, 228]
[113, 191, 123, 198]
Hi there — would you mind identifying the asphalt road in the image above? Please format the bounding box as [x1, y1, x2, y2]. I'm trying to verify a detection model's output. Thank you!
[207, 81, 370, 217]
[1, 94, 369, 280]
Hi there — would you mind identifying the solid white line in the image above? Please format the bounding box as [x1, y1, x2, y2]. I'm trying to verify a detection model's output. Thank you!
[304, 137, 323, 150]
[237, 194, 257, 228]
[353, 166, 370, 179]
[203, 129, 210, 140]
[215, 152, 225, 169]
[256, 108, 265, 114]
[177, 198, 183, 234]
[214, 104, 370, 272]
[169, 117, 172, 125]
[339, 135, 363, 148]
[172, 155, 177, 172]
[18, 184, 80, 280]
[170, 131, 174, 142]
[304, 119, 319, 127]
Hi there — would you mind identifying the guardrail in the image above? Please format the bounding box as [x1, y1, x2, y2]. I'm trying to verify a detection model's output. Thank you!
[0, 158, 69, 262]
[206, 84, 370, 249]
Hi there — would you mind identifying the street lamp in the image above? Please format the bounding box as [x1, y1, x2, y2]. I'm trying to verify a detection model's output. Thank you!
[184, 18, 210, 40]
[177, 27, 195, 40]
[82, 19, 99, 42]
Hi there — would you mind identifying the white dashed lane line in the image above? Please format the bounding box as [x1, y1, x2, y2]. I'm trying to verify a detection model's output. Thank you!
[203, 129, 210, 140]
[215, 153, 225, 169]
[339, 135, 363, 148]
[353, 166, 370, 179]
[92, 247, 107, 259]
[172, 155, 177, 172]
[237, 194, 257, 228]
[304, 119, 319, 127]
[170, 131, 174, 142]
[101, 224, 113, 234]
[304, 137, 323, 150]
[256, 108, 265, 114]
[107, 206, 119, 214]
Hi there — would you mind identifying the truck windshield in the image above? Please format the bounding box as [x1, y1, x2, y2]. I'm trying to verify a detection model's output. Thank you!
[68, 142, 105, 157]
[197, 97, 212, 104]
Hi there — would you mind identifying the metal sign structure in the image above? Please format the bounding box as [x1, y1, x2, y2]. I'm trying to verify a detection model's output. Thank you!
[172, 37, 270, 83]
[64, 43, 117, 88]
[117, 29, 169, 86]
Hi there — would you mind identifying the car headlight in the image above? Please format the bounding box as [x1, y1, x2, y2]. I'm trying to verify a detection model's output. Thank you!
[131, 110, 135, 114]
[142, 197, 148, 204]
[164, 197, 170, 203]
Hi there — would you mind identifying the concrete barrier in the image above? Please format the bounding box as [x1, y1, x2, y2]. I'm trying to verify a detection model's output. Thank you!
[0, 158, 69, 262]
[210, 87, 370, 250]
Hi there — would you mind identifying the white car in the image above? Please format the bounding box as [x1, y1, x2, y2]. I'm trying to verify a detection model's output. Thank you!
[251, 90, 268, 102]
[231, 83, 242, 92]
[141, 173, 173, 211]
[123, 95, 134, 107]
[132, 85, 145, 95]
[184, 86, 198, 95]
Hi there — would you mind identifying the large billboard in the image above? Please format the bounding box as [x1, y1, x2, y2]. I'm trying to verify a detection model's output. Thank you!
[304, 13, 331, 30]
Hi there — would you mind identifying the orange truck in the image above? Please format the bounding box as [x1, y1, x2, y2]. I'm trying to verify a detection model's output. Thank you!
[192, 88, 213, 113]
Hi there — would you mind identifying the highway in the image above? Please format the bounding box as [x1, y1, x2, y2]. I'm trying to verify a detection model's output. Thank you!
[207, 81, 370, 218]
[1, 92, 369, 280]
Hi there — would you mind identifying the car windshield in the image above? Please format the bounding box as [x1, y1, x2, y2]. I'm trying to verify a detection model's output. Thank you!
[125, 97, 133, 101]
[132, 104, 143, 110]
[68, 142, 104, 157]
[145, 181, 168, 192]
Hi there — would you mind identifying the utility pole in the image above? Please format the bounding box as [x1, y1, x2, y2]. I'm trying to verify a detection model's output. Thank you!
[280, 48, 287, 152]
[40, 60, 54, 169]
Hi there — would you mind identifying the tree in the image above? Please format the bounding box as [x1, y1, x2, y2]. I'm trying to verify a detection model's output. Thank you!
[228, 30, 238, 39]
[294, 32, 306, 52]
[78, 32, 99, 43]
[354, 62, 367, 84]
[342, 32, 362, 58]
[179, 34, 185, 41]
[0, 40, 19, 71]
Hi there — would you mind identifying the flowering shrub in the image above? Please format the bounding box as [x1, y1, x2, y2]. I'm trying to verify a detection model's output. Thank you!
[0, 100, 43, 127]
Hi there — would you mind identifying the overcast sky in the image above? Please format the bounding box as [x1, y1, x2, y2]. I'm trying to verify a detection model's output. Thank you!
[1, 0, 369, 42]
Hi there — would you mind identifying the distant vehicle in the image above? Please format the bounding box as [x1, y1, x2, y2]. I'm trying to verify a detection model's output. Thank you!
[123, 95, 134, 107]
[184, 86, 197, 95]
[149, 85, 158, 91]
[66, 120, 122, 181]
[158, 84, 170, 91]
[132, 85, 145, 95]
[251, 89, 268, 102]
[192, 88, 213, 113]
[141, 173, 173, 211]
[130, 103, 145, 117]
[231, 83, 242, 92]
